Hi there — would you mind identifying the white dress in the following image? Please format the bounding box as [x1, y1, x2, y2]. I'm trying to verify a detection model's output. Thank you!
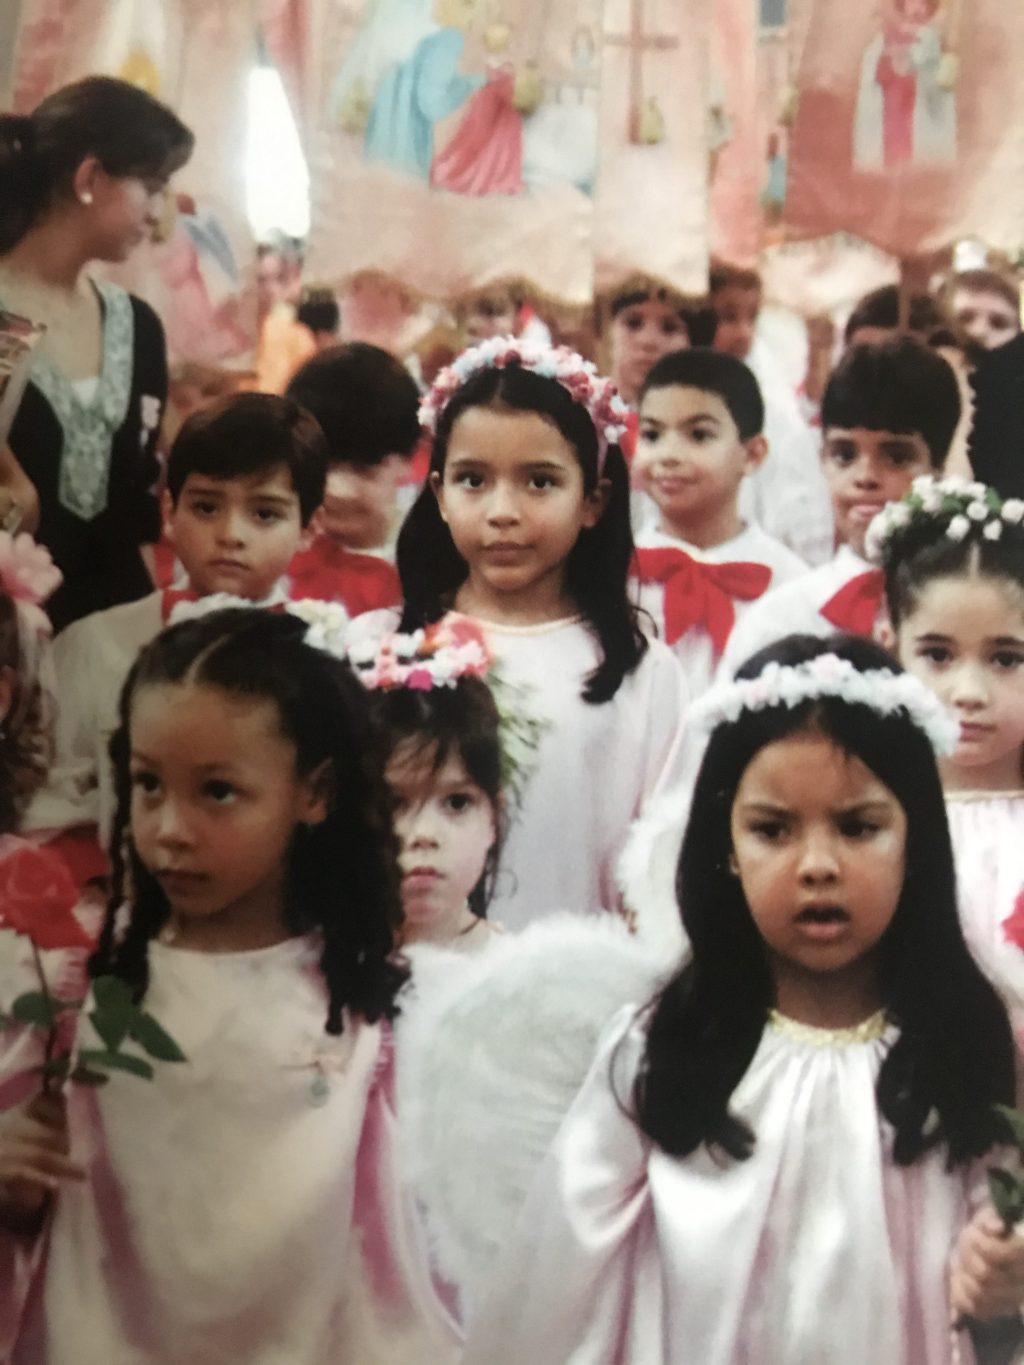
[719, 543, 878, 680]
[349, 610, 690, 931]
[4, 935, 459, 1365]
[632, 523, 806, 700]
[947, 792, 1024, 1049]
[462, 1007, 983, 1365]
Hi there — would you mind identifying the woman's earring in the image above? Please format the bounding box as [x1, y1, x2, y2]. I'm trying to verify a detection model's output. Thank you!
[79, 191, 93, 205]
[728, 853, 739, 877]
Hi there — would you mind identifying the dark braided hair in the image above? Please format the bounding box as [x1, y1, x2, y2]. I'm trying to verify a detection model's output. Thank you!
[89, 608, 408, 1033]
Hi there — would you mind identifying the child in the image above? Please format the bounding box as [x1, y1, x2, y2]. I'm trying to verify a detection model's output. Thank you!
[286, 343, 420, 593]
[722, 336, 961, 676]
[947, 269, 1021, 357]
[605, 281, 689, 408]
[354, 338, 689, 931]
[0, 607, 460, 1363]
[356, 619, 505, 954]
[873, 475, 1024, 1049]
[709, 264, 833, 565]
[458, 634, 1021, 1363]
[631, 348, 806, 698]
[22, 392, 327, 848]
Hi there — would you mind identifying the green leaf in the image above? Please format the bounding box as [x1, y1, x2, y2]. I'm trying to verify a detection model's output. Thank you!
[91, 976, 135, 1013]
[89, 1007, 130, 1053]
[993, 1103, 1024, 1151]
[11, 990, 58, 1028]
[70, 1064, 110, 1087]
[987, 1167, 1024, 1229]
[77, 1049, 155, 1081]
[129, 1012, 187, 1063]
[89, 975, 137, 1052]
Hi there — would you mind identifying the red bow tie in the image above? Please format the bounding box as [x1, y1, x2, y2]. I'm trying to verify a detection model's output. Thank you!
[632, 547, 773, 654]
[820, 570, 885, 636]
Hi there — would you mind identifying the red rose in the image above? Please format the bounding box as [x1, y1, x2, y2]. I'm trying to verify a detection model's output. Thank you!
[1002, 889, 1024, 953]
[0, 844, 92, 950]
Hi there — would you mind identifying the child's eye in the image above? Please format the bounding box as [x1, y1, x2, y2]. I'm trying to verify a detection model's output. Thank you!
[528, 474, 558, 491]
[203, 779, 237, 804]
[750, 820, 787, 842]
[444, 790, 476, 814]
[992, 650, 1024, 671]
[189, 499, 219, 517]
[691, 426, 717, 444]
[918, 644, 953, 665]
[130, 769, 161, 795]
[638, 425, 660, 443]
[454, 471, 485, 490]
[253, 507, 284, 524]
[825, 442, 857, 467]
[838, 817, 878, 839]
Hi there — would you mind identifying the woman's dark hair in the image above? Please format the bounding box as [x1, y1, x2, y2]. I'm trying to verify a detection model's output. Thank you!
[90, 609, 408, 1032]
[0, 592, 50, 832]
[165, 391, 328, 528]
[821, 336, 961, 469]
[882, 497, 1024, 630]
[0, 76, 193, 253]
[633, 633, 1014, 1167]
[396, 363, 647, 703]
[370, 676, 504, 916]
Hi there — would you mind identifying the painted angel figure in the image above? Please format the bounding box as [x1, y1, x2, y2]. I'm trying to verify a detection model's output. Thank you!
[853, 0, 956, 171]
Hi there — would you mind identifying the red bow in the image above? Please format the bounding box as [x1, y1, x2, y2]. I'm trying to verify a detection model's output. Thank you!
[820, 570, 885, 636]
[632, 547, 772, 654]
[161, 585, 197, 622]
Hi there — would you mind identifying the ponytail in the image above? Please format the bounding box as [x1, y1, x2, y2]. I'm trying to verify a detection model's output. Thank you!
[0, 115, 42, 254]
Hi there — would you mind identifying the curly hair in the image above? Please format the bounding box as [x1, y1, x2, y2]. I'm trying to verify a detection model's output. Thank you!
[89, 608, 409, 1032]
[0, 593, 51, 833]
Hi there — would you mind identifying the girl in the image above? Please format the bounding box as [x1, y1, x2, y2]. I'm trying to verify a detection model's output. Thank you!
[370, 337, 689, 931]
[874, 476, 1024, 1047]
[0, 77, 193, 629]
[0, 607, 460, 1364]
[457, 634, 1019, 1363]
[356, 619, 505, 954]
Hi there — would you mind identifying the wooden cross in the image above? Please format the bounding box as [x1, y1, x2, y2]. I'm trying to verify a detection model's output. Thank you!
[604, 0, 680, 143]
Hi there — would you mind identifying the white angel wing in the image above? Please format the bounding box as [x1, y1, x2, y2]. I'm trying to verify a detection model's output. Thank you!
[616, 787, 693, 964]
[395, 914, 669, 1311]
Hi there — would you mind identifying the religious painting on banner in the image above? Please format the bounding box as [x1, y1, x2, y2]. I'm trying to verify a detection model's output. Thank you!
[783, 0, 1024, 259]
[708, 0, 762, 268]
[594, 0, 711, 296]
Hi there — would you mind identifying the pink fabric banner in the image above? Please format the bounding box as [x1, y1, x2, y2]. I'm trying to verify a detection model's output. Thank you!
[708, 0, 762, 268]
[783, 0, 1024, 259]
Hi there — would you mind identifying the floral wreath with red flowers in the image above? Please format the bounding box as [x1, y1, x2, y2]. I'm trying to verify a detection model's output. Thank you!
[419, 336, 631, 471]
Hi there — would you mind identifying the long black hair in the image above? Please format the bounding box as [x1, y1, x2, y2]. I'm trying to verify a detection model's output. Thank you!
[0, 76, 193, 253]
[634, 633, 1014, 1167]
[90, 609, 408, 1032]
[369, 676, 504, 916]
[396, 363, 646, 703]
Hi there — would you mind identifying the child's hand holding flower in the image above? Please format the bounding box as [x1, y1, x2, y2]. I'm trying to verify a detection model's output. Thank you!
[0, 1090, 84, 1234]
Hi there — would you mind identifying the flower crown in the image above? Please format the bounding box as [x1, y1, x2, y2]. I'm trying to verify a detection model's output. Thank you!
[690, 652, 960, 755]
[419, 336, 631, 470]
[864, 475, 1024, 566]
[349, 617, 547, 806]
[0, 531, 61, 631]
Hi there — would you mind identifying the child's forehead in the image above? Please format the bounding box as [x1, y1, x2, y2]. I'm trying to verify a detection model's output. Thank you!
[640, 383, 736, 426]
[178, 465, 299, 499]
[823, 424, 924, 447]
[385, 738, 474, 790]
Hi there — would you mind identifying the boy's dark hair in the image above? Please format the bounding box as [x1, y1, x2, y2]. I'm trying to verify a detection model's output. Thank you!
[165, 391, 328, 527]
[609, 281, 688, 325]
[633, 633, 1014, 1166]
[91, 608, 409, 1032]
[708, 264, 762, 297]
[396, 363, 647, 704]
[286, 342, 421, 468]
[371, 677, 504, 916]
[821, 337, 960, 468]
[639, 347, 765, 440]
[296, 286, 340, 337]
[0, 76, 193, 253]
[843, 285, 947, 346]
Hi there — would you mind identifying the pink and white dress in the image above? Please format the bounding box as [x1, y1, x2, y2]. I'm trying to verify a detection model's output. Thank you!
[461, 1007, 985, 1365]
[1, 933, 459, 1365]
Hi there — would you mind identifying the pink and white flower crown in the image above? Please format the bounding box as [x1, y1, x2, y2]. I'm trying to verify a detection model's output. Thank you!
[419, 336, 631, 471]
[347, 617, 491, 691]
[865, 475, 1024, 565]
[690, 652, 960, 755]
[0, 531, 61, 633]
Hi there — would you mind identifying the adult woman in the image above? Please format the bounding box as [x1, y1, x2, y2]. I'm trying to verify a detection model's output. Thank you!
[0, 76, 193, 630]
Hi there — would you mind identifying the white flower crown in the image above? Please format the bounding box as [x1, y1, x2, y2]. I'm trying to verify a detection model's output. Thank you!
[166, 593, 351, 657]
[865, 475, 1024, 565]
[419, 336, 631, 470]
[691, 652, 961, 755]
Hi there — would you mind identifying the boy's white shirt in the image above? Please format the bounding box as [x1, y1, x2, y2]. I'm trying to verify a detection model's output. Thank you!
[718, 542, 872, 682]
[24, 581, 290, 843]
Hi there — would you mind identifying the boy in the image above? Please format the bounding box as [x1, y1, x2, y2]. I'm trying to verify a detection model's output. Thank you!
[630, 349, 806, 698]
[947, 269, 1021, 355]
[709, 264, 832, 565]
[285, 343, 419, 609]
[721, 336, 962, 676]
[24, 392, 327, 847]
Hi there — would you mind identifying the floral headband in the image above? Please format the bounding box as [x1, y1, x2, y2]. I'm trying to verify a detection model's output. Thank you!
[864, 475, 1024, 566]
[690, 652, 960, 755]
[0, 532, 61, 633]
[419, 336, 631, 471]
[349, 617, 546, 805]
